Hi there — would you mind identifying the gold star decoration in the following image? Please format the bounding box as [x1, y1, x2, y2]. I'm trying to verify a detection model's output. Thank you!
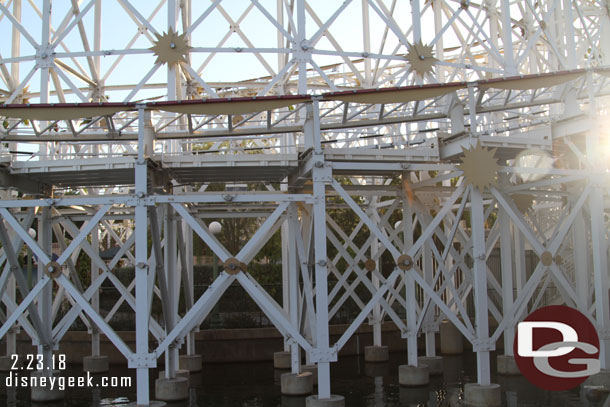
[458, 142, 501, 191]
[405, 41, 438, 78]
[149, 28, 191, 66]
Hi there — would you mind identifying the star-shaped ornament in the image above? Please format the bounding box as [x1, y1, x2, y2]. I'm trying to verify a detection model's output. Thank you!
[405, 41, 438, 77]
[149, 28, 191, 66]
[511, 194, 535, 214]
[458, 142, 501, 191]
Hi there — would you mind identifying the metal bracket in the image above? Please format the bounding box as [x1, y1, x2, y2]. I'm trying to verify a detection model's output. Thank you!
[224, 257, 246, 275]
[554, 254, 563, 265]
[540, 250, 553, 266]
[169, 337, 184, 349]
[127, 353, 157, 369]
[421, 323, 439, 333]
[309, 347, 338, 363]
[364, 259, 376, 272]
[401, 330, 418, 339]
[294, 54, 309, 63]
[44, 261, 62, 279]
[397, 254, 414, 270]
[36, 46, 55, 68]
[471, 338, 495, 352]
[312, 165, 332, 182]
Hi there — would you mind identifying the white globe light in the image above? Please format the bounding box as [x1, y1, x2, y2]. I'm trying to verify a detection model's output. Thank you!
[209, 221, 222, 235]
[28, 228, 36, 238]
[394, 221, 402, 230]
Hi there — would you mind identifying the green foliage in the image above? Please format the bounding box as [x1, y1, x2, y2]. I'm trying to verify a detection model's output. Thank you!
[74, 250, 92, 286]
[253, 230, 282, 265]
[222, 217, 257, 254]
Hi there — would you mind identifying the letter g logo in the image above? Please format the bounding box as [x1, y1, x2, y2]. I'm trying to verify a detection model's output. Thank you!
[513, 305, 601, 391]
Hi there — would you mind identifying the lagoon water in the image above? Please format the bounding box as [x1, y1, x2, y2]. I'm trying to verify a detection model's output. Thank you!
[0, 352, 593, 406]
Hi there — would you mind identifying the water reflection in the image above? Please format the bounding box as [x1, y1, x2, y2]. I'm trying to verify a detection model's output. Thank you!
[364, 362, 389, 378]
[399, 386, 430, 406]
[5, 388, 15, 407]
[280, 395, 305, 407]
[0, 352, 601, 406]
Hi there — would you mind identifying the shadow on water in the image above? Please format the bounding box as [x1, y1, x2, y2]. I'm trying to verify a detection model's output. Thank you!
[0, 352, 598, 406]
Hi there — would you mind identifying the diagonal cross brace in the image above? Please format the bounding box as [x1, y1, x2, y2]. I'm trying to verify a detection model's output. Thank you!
[0, 208, 36, 299]
[237, 272, 313, 353]
[51, 223, 94, 328]
[237, 202, 289, 263]
[156, 272, 235, 356]
[327, 225, 407, 314]
[56, 274, 133, 358]
[148, 206, 172, 331]
[1, 294, 38, 339]
[58, 218, 163, 336]
[0, 218, 50, 344]
[490, 185, 592, 340]
[492, 186, 589, 310]
[0, 277, 49, 340]
[0, 208, 52, 266]
[331, 179, 402, 260]
[56, 205, 111, 266]
[326, 226, 407, 332]
[52, 271, 109, 342]
[335, 268, 402, 351]
[171, 203, 231, 262]
[293, 215, 317, 336]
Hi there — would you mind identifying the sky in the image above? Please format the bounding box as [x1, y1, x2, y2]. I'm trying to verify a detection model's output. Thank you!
[0, 0, 465, 103]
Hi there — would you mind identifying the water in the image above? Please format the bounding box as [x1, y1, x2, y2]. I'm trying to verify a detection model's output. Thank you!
[0, 352, 595, 406]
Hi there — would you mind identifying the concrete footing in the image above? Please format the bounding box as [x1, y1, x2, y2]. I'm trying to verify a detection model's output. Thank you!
[305, 395, 345, 407]
[179, 354, 202, 372]
[274, 351, 291, 369]
[463, 383, 501, 407]
[583, 369, 610, 388]
[417, 356, 443, 376]
[30, 371, 65, 402]
[582, 385, 610, 405]
[497, 355, 520, 375]
[497, 375, 535, 395]
[0, 356, 13, 371]
[83, 355, 109, 373]
[155, 377, 189, 401]
[281, 372, 313, 396]
[301, 364, 318, 385]
[158, 369, 190, 381]
[440, 321, 463, 354]
[398, 364, 429, 387]
[364, 345, 389, 363]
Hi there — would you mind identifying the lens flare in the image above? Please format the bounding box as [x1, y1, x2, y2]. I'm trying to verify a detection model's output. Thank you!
[513, 149, 555, 183]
